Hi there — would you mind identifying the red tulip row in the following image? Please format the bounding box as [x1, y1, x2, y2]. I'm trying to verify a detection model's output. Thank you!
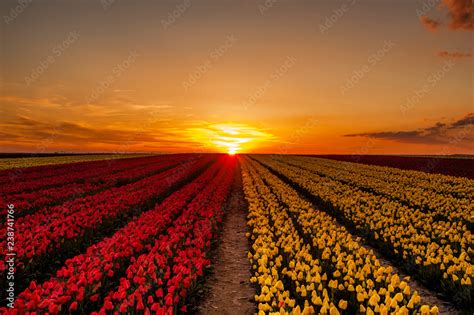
[0, 156, 111, 184]
[0, 156, 129, 183]
[0, 156, 214, 278]
[3, 156, 232, 314]
[1, 155, 193, 218]
[1, 154, 191, 195]
[0, 155, 191, 245]
[95, 157, 236, 314]
[0, 155, 168, 185]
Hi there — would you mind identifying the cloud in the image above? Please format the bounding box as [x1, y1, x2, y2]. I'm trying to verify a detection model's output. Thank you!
[0, 95, 64, 108]
[443, 0, 473, 30]
[420, 16, 441, 32]
[437, 50, 473, 58]
[449, 113, 474, 128]
[12, 115, 44, 127]
[113, 89, 135, 93]
[129, 104, 174, 111]
[424, 122, 447, 133]
[421, 0, 473, 32]
[344, 113, 474, 145]
[0, 115, 188, 150]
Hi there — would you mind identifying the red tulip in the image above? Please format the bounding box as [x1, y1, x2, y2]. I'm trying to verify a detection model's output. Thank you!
[136, 299, 145, 310]
[90, 294, 99, 302]
[48, 303, 59, 314]
[155, 288, 163, 298]
[104, 300, 114, 311]
[69, 301, 78, 312]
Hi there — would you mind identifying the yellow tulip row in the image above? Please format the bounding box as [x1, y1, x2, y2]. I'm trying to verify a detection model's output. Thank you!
[243, 158, 324, 314]
[252, 155, 473, 307]
[294, 156, 471, 198]
[240, 157, 437, 314]
[277, 156, 473, 224]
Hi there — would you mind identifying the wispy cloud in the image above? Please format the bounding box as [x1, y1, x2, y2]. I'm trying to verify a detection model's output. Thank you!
[420, 16, 441, 32]
[1, 116, 166, 144]
[0, 95, 65, 108]
[344, 113, 474, 145]
[437, 50, 473, 58]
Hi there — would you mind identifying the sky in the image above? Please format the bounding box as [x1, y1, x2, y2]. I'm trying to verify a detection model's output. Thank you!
[0, 0, 472, 154]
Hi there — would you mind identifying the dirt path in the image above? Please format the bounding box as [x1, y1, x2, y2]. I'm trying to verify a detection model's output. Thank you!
[196, 169, 256, 315]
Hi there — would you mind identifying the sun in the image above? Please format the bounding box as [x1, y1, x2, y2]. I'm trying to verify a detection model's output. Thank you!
[186, 123, 275, 155]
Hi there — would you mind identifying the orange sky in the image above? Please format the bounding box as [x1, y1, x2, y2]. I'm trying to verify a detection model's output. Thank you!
[0, 0, 472, 154]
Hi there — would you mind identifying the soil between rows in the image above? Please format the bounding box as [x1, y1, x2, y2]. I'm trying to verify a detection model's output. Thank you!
[195, 166, 256, 315]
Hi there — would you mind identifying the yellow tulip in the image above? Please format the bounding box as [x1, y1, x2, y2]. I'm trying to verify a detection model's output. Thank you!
[338, 299, 348, 310]
[394, 292, 403, 303]
[420, 305, 430, 315]
[430, 305, 439, 315]
[329, 305, 340, 315]
[403, 285, 410, 296]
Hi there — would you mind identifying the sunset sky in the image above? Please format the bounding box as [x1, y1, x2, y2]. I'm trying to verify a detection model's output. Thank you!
[0, 0, 472, 154]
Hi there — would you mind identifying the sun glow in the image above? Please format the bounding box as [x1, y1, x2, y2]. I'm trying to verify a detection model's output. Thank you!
[186, 123, 275, 154]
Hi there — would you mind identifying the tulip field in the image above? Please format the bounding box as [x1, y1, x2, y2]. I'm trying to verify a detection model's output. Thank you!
[241, 155, 472, 315]
[312, 155, 474, 179]
[0, 154, 472, 314]
[0, 154, 149, 170]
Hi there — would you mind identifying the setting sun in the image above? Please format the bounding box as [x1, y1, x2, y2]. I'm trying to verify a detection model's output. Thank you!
[186, 123, 275, 154]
